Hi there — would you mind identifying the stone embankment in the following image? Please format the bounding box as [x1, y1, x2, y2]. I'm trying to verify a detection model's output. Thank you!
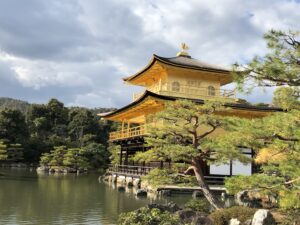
[103, 173, 228, 199]
[102, 173, 145, 197]
[36, 166, 87, 174]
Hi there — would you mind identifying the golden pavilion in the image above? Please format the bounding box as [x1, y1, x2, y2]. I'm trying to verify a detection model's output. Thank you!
[101, 44, 280, 180]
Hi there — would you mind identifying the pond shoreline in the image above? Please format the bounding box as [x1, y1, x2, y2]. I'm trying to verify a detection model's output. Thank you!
[0, 167, 195, 225]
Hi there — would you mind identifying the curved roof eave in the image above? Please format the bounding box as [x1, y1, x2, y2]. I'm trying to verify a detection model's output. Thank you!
[100, 91, 283, 119]
[122, 54, 231, 83]
[122, 55, 157, 82]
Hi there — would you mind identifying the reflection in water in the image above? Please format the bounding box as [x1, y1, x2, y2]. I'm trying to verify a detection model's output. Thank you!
[0, 168, 192, 225]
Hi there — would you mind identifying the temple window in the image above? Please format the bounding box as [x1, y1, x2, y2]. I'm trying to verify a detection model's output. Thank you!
[172, 81, 180, 92]
[208, 86, 216, 96]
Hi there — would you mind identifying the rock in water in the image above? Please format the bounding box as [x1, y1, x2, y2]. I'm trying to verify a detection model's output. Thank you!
[229, 218, 241, 225]
[136, 189, 147, 197]
[251, 209, 276, 225]
[236, 190, 262, 208]
[127, 182, 133, 187]
[117, 186, 126, 192]
[36, 166, 49, 173]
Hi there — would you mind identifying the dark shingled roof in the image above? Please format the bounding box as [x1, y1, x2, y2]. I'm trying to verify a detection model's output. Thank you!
[155, 55, 230, 72]
[123, 54, 230, 82]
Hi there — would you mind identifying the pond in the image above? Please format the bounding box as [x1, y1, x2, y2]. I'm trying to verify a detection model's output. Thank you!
[0, 168, 193, 225]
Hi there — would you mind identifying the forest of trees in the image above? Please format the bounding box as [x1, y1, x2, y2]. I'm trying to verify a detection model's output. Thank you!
[0, 98, 116, 170]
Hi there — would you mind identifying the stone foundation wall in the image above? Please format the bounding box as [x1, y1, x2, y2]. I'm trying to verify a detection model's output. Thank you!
[105, 174, 141, 188]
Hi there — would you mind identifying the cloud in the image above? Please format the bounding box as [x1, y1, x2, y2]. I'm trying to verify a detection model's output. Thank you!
[0, 0, 299, 108]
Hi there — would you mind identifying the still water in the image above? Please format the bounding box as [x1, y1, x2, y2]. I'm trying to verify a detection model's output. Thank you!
[0, 168, 192, 225]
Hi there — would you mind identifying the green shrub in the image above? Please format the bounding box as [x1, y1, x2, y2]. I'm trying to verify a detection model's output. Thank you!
[184, 199, 210, 213]
[142, 168, 198, 187]
[118, 207, 181, 225]
[173, 174, 198, 186]
[279, 209, 300, 225]
[209, 206, 256, 225]
[142, 168, 174, 187]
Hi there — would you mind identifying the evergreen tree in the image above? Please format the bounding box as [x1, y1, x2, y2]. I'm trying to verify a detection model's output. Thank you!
[0, 140, 24, 162]
[133, 100, 248, 210]
[47, 98, 69, 127]
[63, 148, 90, 170]
[27, 104, 50, 140]
[226, 30, 300, 211]
[82, 143, 110, 168]
[223, 106, 299, 210]
[272, 86, 300, 110]
[0, 97, 113, 164]
[233, 30, 300, 88]
[48, 146, 66, 167]
[0, 108, 29, 143]
[39, 144, 108, 170]
[68, 108, 99, 147]
[0, 141, 8, 161]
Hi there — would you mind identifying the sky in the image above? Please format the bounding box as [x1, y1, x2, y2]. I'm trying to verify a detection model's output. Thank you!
[0, 0, 300, 108]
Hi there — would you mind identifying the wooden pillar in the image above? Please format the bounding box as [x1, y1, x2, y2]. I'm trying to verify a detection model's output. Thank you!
[127, 122, 131, 138]
[125, 149, 128, 165]
[121, 120, 125, 138]
[119, 148, 123, 165]
[160, 161, 163, 169]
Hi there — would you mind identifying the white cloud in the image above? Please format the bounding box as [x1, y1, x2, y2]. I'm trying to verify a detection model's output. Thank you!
[0, 0, 299, 107]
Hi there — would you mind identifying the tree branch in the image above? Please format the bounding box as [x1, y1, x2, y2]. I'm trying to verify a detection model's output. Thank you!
[197, 123, 218, 139]
[273, 134, 299, 142]
[253, 176, 300, 191]
[183, 166, 195, 175]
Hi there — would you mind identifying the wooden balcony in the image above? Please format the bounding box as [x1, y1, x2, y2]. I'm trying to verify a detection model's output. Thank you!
[109, 124, 147, 141]
[133, 82, 236, 101]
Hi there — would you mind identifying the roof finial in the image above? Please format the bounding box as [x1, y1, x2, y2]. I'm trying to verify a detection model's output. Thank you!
[177, 43, 191, 57]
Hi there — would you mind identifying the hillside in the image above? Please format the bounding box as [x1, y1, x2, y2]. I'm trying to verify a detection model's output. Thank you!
[0, 97, 30, 114]
[0, 97, 115, 115]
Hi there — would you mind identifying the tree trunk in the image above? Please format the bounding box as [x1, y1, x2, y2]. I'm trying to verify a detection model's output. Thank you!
[192, 158, 223, 210]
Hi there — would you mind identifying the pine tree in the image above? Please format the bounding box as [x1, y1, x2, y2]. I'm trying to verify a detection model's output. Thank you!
[233, 30, 300, 88]
[225, 30, 300, 211]
[133, 100, 249, 210]
[0, 140, 24, 162]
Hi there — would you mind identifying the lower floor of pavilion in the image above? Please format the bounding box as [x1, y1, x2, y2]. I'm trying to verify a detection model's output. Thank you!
[108, 137, 255, 185]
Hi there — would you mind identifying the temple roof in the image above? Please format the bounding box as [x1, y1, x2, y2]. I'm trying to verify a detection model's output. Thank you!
[123, 54, 230, 83]
[155, 55, 229, 72]
[100, 90, 283, 121]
